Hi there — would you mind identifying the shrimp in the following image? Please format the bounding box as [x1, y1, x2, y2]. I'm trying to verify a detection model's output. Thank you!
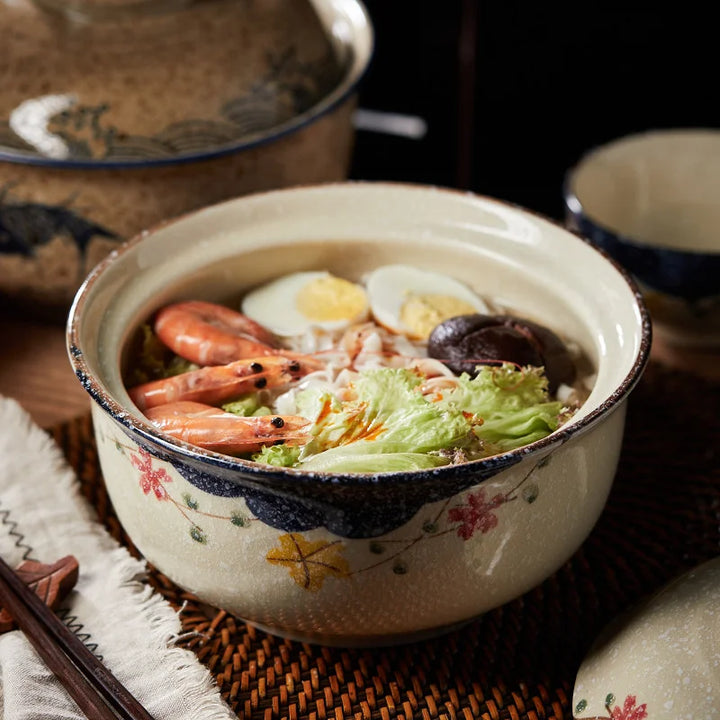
[128, 356, 314, 411]
[144, 401, 310, 455]
[154, 300, 304, 366]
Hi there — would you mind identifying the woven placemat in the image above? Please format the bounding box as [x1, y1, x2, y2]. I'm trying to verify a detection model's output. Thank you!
[50, 361, 720, 720]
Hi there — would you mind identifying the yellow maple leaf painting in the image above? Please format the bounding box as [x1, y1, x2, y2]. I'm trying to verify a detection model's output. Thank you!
[266, 533, 350, 591]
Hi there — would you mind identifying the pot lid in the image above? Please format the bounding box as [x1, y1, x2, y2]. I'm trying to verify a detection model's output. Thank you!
[0, 0, 372, 166]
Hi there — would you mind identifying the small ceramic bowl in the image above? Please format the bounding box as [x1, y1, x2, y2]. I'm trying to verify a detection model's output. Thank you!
[573, 555, 720, 719]
[564, 128, 720, 348]
[67, 183, 651, 646]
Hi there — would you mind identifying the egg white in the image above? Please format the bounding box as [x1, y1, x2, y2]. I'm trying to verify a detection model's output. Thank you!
[365, 264, 489, 338]
[241, 271, 369, 337]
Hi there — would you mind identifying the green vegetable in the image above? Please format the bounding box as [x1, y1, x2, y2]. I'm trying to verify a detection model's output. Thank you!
[253, 364, 566, 472]
[437, 364, 563, 454]
[475, 404, 562, 451]
[258, 368, 477, 472]
[222, 394, 271, 417]
[126, 324, 198, 385]
[254, 444, 302, 467]
[125, 324, 168, 385]
[300, 452, 449, 473]
[438, 363, 551, 413]
[165, 355, 198, 378]
[297, 368, 477, 458]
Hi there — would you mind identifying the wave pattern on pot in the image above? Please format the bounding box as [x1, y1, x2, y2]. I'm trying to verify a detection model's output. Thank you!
[0, 0, 372, 317]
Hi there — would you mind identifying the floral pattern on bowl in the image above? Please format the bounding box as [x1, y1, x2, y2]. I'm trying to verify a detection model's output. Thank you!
[575, 694, 648, 720]
[108, 425, 551, 584]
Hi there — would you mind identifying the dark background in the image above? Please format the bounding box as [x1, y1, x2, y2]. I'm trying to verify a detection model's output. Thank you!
[349, 1, 716, 220]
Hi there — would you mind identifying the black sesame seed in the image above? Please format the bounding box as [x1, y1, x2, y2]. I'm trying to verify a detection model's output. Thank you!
[250, 362, 263, 372]
[254, 378, 267, 389]
[271, 416, 285, 428]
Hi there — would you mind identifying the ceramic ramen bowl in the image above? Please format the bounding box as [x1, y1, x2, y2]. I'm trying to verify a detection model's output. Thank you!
[564, 128, 720, 348]
[67, 182, 651, 646]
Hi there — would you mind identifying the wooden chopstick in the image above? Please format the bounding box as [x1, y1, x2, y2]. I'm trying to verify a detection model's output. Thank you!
[0, 555, 156, 720]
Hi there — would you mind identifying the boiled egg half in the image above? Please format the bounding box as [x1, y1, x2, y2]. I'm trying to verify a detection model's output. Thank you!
[241, 271, 369, 337]
[365, 264, 489, 340]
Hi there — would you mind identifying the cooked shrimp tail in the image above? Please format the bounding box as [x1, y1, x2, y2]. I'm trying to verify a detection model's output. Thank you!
[154, 300, 306, 365]
[128, 356, 314, 411]
[144, 401, 310, 455]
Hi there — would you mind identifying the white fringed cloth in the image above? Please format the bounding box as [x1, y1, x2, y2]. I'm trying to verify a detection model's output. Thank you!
[0, 396, 234, 720]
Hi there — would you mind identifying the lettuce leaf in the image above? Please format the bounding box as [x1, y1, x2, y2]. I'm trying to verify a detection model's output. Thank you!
[284, 368, 478, 469]
[253, 364, 566, 472]
[254, 444, 302, 467]
[436, 364, 563, 454]
[438, 363, 551, 414]
[300, 451, 449, 473]
[222, 394, 271, 417]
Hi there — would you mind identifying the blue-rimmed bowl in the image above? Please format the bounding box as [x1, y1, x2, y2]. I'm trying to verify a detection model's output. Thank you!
[564, 128, 720, 347]
[0, 0, 372, 319]
[68, 182, 651, 646]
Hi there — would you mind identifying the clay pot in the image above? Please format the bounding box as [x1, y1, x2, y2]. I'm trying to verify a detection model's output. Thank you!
[0, 0, 372, 319]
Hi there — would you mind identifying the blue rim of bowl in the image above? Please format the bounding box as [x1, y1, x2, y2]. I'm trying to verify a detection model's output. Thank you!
[562, 175, 717, 258]
[563, 131, 720, 263]
[563, 166, 720, 301]
[67, 181, 653, 490]
[0, 0, 374, 170]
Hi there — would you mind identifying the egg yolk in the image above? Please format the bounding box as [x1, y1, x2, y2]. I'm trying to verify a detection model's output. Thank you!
[296, 275, 367, 322]
[400, 293, 478, 338]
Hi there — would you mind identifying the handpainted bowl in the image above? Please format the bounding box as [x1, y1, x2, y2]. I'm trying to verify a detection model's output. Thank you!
[67, 183, 651, 646]
[564, 128, 720, 348]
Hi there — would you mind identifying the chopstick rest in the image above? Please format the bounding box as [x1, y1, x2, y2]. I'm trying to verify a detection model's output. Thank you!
[0, 555, 79, 632]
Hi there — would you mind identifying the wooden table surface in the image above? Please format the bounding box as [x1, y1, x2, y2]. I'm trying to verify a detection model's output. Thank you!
[1, 308, 719, 430]
[0, 311, 92, 429]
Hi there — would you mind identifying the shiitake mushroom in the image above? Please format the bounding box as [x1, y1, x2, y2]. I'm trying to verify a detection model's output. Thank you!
[427, 314, 576, 393]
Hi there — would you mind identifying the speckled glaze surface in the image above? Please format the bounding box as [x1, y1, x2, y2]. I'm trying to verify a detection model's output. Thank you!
[67, 182, 651, 645]
[0, 103, 356, 312]
[0, 0, 372, 316]
[564, 129, 720, 348]
[573, 555, 720, 720]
